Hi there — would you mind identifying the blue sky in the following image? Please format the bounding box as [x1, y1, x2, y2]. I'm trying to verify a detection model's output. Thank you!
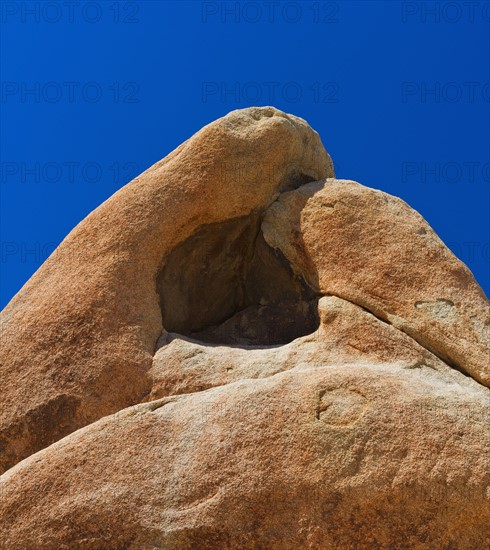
[1, 0, 489, 307]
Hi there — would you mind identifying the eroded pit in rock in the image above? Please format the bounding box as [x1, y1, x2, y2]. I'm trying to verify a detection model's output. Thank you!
[157, 212, 319, 346]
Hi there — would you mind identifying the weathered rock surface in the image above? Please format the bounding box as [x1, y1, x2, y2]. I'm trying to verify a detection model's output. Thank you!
[1, 106, 489, 548]
[1, 363, 489, 549]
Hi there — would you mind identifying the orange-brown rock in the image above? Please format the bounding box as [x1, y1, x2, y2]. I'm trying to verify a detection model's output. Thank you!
[0, 107, 332, 473]
[261, 179, 490, 386]
[0, 107, 489, 548]
[1, 363, 489, 549]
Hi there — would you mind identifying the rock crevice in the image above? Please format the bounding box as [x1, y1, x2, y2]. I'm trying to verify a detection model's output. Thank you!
[157, 205, 320, 346]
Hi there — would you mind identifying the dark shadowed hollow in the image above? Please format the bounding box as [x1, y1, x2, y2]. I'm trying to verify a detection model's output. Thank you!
[157, 212, 319, 346]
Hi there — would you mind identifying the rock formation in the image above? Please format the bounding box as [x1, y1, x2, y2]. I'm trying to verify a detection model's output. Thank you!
[1, 107, 489, 549]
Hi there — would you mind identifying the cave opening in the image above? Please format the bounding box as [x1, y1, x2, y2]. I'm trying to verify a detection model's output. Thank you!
[157, 212, 319, 346]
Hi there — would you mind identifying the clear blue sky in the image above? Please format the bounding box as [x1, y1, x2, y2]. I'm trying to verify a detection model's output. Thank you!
[1, 0, 489, 308]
